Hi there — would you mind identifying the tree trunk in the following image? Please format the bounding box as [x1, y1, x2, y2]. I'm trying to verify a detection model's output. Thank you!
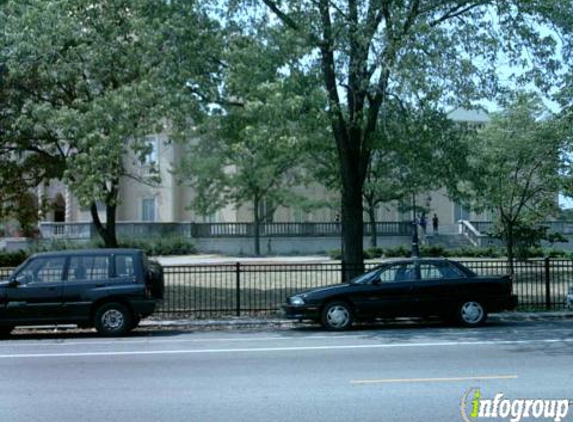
[253, 196, 261, 256]
[341, 181, 364, 280]
[506, 223, 515, 277]
[90, 202, 118, 248]
[367, 205, 377, 248]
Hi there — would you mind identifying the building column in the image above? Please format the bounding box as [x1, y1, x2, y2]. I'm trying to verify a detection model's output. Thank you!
[37, 182, 46, 222]
[64, 185, 72, 223]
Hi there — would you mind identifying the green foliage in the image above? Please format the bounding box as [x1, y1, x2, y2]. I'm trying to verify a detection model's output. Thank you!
[32, 237, 196, 257]
[364, 103, 469, 213]
[29, 239, 101, 254]
[330, 241, 509, 261]
[177, 52, 311, 217]
[547, 249, 569, 259]
[118, 237, 197, 257]
[382, 246, 412, 258]
[0, 250, 29, 268]
[0, 0, 220, 246]
[327, 249, 342, 260]
[460, 94, 564, 269]
[364, 247, 384, 259]
[419, 245, 446, 257]
[231, 0, 573, 266]
[328, 247, 385, 260]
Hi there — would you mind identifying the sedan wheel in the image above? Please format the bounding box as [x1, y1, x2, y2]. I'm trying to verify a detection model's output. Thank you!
[458, 301, 487, 326]
[321, 302, 353, 331]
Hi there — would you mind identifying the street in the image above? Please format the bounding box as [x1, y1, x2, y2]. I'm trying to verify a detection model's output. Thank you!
[0, 320, 572, 422]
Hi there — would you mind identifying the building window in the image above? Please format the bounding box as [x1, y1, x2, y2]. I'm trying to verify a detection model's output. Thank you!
[142, 198, 156, 222]
[258, 199, 275, 223]
[143, 135, 159, 165]
[454, 203, 470, 222]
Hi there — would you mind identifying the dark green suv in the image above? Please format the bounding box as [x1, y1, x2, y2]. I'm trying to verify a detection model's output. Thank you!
[0, 249, 164, 336]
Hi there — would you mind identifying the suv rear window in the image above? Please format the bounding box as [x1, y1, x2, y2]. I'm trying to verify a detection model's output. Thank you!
[115, 255, 135, 278]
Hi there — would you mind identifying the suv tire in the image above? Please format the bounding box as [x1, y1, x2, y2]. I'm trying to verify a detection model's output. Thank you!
[94, 302, 132, 337]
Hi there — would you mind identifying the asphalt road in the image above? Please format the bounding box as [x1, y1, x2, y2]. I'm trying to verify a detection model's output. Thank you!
[0, 320, 572, 422]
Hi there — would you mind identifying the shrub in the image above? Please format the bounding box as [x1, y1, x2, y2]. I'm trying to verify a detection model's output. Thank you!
[30, 239, 101, 253]
[364, 247, 384, 259]
[547, 249, 568, 258]
[26, 236, 196, 258]
[327, 249, 342, 260]
[118, 237, 197, 256]
[383, 245, 411, 258]
[327, 247, 383, 260]
[0, 250, 29, 267]
[420, 244, 446, 257]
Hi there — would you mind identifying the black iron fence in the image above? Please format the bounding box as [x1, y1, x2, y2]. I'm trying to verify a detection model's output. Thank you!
[1, 259, 571, 317]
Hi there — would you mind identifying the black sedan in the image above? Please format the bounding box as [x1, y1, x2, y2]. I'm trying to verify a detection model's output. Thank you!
[283, 258, 518, 330]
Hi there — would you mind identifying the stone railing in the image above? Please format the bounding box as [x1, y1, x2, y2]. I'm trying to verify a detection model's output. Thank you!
[39, 221, 413, 240]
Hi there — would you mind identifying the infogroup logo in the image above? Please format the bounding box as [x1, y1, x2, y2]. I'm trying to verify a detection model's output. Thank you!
[461, 388, 571, 422]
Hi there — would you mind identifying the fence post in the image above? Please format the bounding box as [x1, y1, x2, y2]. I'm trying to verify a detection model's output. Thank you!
[235, 262, 241, 317]
[544, 257, 551, 310]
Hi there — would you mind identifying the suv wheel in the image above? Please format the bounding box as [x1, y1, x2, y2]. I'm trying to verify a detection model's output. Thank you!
[321, 301, 353, 331]
[94, 303, 132, 336]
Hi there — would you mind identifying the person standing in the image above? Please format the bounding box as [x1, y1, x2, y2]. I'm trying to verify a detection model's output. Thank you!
[419, 214, 427, 235]
[432, 213, 439, 234]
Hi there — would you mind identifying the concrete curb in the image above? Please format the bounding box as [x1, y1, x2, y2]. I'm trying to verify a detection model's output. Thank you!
[15, 312, 572, 333]
[140, 311, 573, 328]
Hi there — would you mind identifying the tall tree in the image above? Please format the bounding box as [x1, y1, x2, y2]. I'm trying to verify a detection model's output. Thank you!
[176, 33, 314, 255]
[0, 0, 219, 246]
[462, 94, 564, 274]
[230, 0, 573, 273]
[363, 102, 468, 246]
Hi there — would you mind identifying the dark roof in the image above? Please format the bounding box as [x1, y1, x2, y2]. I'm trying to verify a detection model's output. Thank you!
[383, 257, 452, 263]
[32, 249, 143, 258]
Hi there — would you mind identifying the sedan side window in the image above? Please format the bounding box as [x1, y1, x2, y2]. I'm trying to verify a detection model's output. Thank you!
[419, 264, 444, 280]
[19, 258, 66, 284]
[420, 262, 465, 280]
[378, 263, 417, 283]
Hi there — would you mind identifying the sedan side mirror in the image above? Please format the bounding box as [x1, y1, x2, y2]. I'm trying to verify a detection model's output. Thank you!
[8, 279, 20, 288]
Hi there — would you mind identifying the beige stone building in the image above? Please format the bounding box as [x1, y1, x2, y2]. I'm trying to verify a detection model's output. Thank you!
[27, 108, 491, 232]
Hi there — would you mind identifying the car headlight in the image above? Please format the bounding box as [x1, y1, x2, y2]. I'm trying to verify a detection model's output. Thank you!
[289, 296, 305, 306]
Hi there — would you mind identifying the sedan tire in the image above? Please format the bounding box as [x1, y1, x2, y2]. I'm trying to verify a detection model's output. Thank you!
[456, 300, 487, 327]
[321, 301, 354, 331]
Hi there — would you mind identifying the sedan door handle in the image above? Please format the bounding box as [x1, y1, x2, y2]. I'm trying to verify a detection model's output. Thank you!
[95, 284, 106, 288]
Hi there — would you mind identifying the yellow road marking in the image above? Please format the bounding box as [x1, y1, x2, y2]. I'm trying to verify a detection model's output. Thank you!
[351, 375, 518, 385]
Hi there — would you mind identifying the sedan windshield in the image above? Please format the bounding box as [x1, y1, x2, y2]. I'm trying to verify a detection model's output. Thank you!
[350, 268, 381, 284]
